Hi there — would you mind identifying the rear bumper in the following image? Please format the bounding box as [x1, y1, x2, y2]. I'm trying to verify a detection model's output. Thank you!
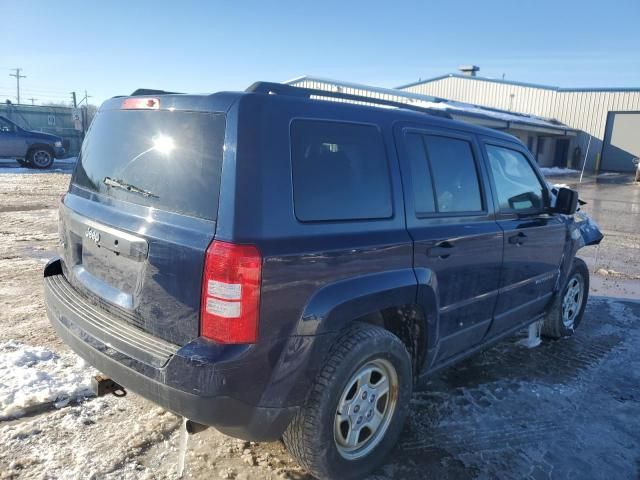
[44, 259, 295, 441]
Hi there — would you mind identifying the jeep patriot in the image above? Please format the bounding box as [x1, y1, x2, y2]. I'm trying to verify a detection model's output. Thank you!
[44, 82, 603, 479]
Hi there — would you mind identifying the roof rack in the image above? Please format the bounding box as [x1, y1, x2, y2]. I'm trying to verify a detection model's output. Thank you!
[246, 81, 452, 119]
[130, 88, 183, 96]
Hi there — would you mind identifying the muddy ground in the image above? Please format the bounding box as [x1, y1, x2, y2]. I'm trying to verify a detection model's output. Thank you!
[0, 162, 639, 479]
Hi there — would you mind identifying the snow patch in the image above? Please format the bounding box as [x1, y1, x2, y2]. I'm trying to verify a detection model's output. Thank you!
[0, 157, 76, 174]
[0, 340, 96, 419]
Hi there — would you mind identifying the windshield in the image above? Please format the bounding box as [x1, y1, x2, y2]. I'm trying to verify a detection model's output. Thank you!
[72, 109, 225, 220]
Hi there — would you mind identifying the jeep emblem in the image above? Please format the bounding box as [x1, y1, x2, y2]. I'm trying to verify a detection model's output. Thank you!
[85, 227, 100, 244]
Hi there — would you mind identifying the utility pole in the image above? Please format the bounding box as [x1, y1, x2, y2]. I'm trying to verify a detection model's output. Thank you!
[9, 68, 26, 104]
[78, 89, 92, 106]
[28, 97, 37, 105]
[70, 91, 77, 108]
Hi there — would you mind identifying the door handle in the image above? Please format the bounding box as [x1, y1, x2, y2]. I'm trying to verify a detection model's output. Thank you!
[508, 232, 528, 245]
[427, 241, 455, 259]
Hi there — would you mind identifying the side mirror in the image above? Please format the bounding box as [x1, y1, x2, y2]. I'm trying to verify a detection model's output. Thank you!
[553, 187, 579, 215]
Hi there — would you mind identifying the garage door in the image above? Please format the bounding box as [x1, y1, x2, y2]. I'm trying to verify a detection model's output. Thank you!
[601, 112, 640, 172]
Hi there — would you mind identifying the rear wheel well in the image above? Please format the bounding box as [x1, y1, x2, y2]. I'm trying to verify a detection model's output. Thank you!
[356, 305, 427, 379]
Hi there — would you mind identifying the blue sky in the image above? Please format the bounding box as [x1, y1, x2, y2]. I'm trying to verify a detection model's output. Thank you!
[2, 0, 639, 105]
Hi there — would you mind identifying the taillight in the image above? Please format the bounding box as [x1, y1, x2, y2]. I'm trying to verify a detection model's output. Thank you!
[121, 97, 160, 110]
[200, 241, 262, 344]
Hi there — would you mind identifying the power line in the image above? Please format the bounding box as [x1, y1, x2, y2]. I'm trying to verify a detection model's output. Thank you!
[9, 68, 26, 104]
[28, 97, 38, 105]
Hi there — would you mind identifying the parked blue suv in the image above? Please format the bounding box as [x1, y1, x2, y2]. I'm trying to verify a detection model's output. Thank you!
[0, 115, 66, 168]
[44, 83, 602, 479]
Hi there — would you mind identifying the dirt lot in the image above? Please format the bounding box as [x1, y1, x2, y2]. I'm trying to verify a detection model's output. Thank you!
[1, 162, 639, 479]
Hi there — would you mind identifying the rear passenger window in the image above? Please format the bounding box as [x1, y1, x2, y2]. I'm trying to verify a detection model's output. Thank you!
[426, 136, 483, 213]
[291, 120, 392, 221]
[404, 133, 483, 215]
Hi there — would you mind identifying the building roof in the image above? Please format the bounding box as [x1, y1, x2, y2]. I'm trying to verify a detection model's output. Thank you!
[396, 73, 640, 93]
[285, 75, 577, 135]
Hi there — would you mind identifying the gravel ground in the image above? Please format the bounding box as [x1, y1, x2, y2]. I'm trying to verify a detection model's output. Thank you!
[1, 163, 639, 479]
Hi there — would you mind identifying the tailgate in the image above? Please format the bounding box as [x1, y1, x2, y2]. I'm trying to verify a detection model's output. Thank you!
[59, 105, 226, 346]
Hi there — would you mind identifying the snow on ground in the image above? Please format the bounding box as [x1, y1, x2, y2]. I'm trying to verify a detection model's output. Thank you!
[0, 398, 183, 480]
[0, 157, 76, 174]
[0, 340, 96, 420]
[540, 166, 579, 176]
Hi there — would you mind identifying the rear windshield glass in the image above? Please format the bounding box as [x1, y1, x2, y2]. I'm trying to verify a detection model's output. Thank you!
[72, 109, 225, 220]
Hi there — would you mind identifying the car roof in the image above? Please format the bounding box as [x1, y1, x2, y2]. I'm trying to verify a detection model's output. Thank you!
[101, 84, 519, 145]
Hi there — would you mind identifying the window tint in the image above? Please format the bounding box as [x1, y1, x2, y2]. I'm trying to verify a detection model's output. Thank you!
[291, 120, 392, 221]
[486, 145, 545, 211]
[424, 135, 483, 213]
[405, 133, 435, 214]
[73, 110, 225, 220]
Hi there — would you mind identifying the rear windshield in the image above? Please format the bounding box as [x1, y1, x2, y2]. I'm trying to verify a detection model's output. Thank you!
[72, 109, 225, 220]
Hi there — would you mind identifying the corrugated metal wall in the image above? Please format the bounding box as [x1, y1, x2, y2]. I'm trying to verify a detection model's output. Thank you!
[290, 79, 423, 106]
[400, 77, 640, 140]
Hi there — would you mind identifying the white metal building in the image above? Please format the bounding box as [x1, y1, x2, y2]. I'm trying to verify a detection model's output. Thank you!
[398, 68, 640, 172]
[287, 69, 640, 172]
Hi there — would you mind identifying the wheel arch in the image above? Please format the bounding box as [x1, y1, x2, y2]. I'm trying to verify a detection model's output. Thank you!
[295, 268, 438, 375]
[27, 143, 55, 156]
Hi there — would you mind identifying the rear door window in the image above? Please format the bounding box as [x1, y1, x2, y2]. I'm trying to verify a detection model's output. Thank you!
[426, 135, 483, 213]
[290, 120, 392, 221]
[73, 109, 225, 220]
[405, 133, 483, 215]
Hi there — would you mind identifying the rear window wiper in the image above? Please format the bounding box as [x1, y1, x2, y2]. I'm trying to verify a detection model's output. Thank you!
[103, 177, 158, 198]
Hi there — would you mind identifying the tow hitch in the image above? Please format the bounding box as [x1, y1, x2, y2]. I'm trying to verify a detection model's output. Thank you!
[92, 375, 127, 397]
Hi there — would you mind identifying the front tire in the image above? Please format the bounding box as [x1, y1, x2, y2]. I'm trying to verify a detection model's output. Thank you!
[283, 323, 412, 480]
[28, 148, 54, 169]
[542, 257, 589, 339]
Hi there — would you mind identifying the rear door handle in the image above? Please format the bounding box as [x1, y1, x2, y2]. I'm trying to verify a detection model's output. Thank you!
[427, 241, 455, 259]
[508, 232, 528, 245]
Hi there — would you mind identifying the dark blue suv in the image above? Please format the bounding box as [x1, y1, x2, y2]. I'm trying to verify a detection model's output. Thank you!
[44, 83, 602, 479]
[0, 115, 66, 168]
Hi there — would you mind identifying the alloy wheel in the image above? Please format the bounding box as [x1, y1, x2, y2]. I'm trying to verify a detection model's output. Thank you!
[334, 358, 399, 460]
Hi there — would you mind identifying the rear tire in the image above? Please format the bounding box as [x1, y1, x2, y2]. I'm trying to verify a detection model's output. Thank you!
[283, 323, 412, 480]
[542, 257, 589, 339]
[28, 148, 54, 169]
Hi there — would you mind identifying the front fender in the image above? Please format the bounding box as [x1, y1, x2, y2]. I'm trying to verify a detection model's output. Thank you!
[555, 211, 603, 295]
[294, 268, 418, 336]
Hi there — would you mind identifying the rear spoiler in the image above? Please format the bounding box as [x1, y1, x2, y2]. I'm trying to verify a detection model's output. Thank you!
[130, 88, 183, 96]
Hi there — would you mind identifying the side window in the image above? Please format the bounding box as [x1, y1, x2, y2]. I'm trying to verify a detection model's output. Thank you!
[485, 145, 545, 211]
[405, 133, 435, 214]
[424, 135, 483, 213]
[291, 120, 392, 221]
[0, 118, 14, 132]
